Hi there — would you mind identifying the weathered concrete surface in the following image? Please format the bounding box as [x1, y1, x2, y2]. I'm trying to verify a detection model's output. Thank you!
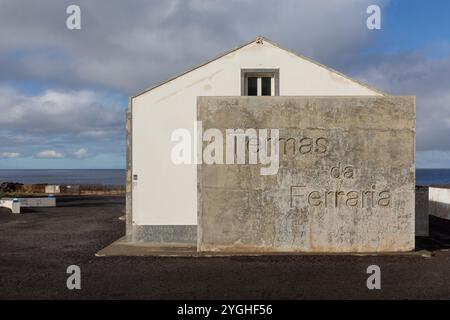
[97, 236, 429, 257]
[17, 197, 56, 207]
[129, 225, 197, 243]
[96, 236, 197, 257]
[416, 186, 429, 236]
[429, 187, 450, 220]
[0, 197, 56, 214]
[198, 96, 416, 253]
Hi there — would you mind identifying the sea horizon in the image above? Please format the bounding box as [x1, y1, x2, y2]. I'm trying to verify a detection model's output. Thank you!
[1, 168, 450, 187]
[0, 169, 126, 186]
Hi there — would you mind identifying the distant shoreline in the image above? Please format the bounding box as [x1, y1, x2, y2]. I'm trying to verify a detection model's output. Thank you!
[2, 168, 450, 188]
[0, 169, 125, 186]
[0, 181, 125, 196]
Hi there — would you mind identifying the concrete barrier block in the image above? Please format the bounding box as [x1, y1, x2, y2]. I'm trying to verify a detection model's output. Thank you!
[17, 197, 56, 208]
[0, 199, 21, 214]
[197, 96, 415, 253]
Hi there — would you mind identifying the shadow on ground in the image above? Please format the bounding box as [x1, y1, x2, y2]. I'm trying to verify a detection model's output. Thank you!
[416, 216, 450, 251]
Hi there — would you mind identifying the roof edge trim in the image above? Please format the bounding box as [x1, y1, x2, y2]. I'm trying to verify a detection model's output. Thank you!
[131, 36, 386, 99]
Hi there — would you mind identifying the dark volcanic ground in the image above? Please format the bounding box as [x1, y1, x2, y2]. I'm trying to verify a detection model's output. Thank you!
[0, 195, 449, 300]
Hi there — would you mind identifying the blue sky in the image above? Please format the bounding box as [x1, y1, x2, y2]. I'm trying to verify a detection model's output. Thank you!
[375, 0, 450, 55]
[0, 0, 449, 168]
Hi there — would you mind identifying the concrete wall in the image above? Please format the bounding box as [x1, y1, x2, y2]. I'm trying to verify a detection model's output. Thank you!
[18, 197, 56, 207]
[415, 186, 429, 236]
[429, 187, 450, 220]
[197, 96, 415, 252]
[0, 199, 20, 214]
[1, 197, 56, 214]
[130, 39, 382, 242]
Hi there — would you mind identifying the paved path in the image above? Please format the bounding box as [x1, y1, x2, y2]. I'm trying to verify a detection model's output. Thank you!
[0, 195, 449, 299]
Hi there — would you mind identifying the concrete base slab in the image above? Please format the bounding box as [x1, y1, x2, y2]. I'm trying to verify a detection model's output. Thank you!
[96, 237, 432, 258]
[96, 237, 197, 257]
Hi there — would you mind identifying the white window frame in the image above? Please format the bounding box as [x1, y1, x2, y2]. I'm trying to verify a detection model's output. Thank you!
[241, 69, 280, 96]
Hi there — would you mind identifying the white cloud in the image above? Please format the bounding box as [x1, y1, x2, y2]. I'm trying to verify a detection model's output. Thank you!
[417, 151, 450, 169]
[0, 0, 386, 167]
[0, 86, 123, 134]
[0, 0, 387, 93]
[73, 148, 88, 159]
[0, 85, 125, 164]
[355, 53, 450, 153]
[0, 0, 388, 167]
[34, 150, 65, 159]
[0, 152, 21, 158]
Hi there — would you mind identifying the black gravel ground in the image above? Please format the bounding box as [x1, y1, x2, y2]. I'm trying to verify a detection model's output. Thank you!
[0, 195, 449, 300]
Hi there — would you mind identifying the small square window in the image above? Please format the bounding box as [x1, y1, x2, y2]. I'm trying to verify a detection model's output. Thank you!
[241, 69, 279, 96]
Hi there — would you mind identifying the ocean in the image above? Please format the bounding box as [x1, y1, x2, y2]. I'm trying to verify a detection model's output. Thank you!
[416, 169, 450, 186]
[0, 169, 449, 187]
[0, 169, 125, 186]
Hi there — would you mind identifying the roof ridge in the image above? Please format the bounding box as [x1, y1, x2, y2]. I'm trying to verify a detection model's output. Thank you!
[132, 36, 385, 98]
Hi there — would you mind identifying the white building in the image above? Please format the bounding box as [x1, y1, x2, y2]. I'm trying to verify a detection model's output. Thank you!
[126, 37, 383, 243]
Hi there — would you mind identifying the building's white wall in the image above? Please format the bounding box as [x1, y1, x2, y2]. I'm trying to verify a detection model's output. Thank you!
[132, 40, 381, 226]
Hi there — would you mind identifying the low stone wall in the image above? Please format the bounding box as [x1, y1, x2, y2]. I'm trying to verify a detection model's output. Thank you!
[1, 196, 56, 214]
[0, 183, 125, 195]
[18, 197, 56, 208]
[22, 184, 47, 193]
[429, 187, 450, 220]
[75, 185, 125, 195]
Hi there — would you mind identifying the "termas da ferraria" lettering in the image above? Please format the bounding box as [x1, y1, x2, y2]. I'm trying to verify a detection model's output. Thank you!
[290, 163, 392, 209]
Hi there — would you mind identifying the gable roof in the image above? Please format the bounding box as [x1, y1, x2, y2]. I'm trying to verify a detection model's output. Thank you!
[132, 36, 385, 98]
